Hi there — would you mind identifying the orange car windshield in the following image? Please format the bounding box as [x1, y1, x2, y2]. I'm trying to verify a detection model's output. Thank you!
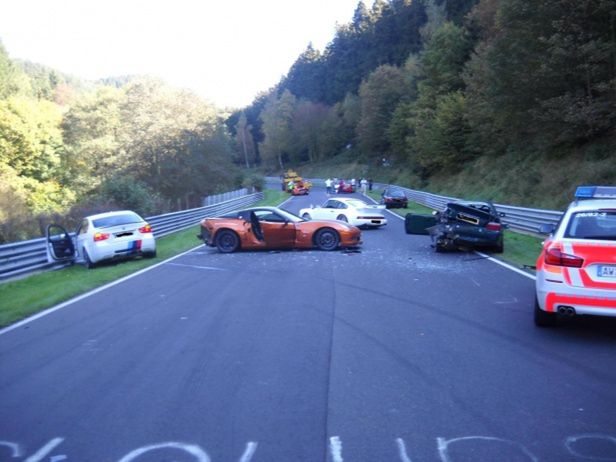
[276, 209, 306, 223]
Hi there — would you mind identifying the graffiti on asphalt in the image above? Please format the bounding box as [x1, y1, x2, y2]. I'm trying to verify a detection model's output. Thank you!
[1, 434, 616, 461]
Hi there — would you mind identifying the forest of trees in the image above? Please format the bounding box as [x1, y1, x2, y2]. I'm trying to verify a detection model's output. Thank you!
[0, 44, 243, 242]
[2, 0, 615, 242]
[229, 0, 616, 207]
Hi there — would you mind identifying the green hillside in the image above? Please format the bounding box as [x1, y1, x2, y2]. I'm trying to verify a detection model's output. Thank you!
[228, 0, 616, 210]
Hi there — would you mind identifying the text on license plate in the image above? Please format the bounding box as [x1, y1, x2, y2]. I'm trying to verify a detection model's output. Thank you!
[597, 265, 616, 278]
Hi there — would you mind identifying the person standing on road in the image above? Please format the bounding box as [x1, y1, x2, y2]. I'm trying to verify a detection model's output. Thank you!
[368, 178, 373, 191]
[351, 178, 356, 192]
[325, 178, 333, 194]
[361, 178, 368, 194]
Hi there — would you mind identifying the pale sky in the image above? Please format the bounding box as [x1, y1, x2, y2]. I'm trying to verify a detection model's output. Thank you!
[0, 0, 362, 108]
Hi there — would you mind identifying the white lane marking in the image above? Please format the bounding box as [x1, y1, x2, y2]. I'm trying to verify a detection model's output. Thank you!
[238, 442, 258, 462]
[50, 456, 67, 462]
[24, 438, 64, 462]
[0, 245, 205, 337]
[329, 436, 344, 462]
[437, 436, 538, 462]
[475, 251, 536, 280]
[0, 440, 22, 457]
[117, 442, 210, 462]
[396, 438, 413, 462]
[279, 195, 295, 208]
[167, 263, 226, 271]
[565, 434, 616, 460]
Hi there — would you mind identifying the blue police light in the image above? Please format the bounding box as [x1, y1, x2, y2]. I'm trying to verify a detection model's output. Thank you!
[575, 186, 596, 198]
[575, 186, 616, 199]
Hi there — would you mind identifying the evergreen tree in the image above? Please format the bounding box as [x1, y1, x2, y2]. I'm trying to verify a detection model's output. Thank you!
[282, 44, 325, 102]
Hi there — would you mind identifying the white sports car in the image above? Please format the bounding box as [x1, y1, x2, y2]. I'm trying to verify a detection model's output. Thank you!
[299, 198, 387, 228]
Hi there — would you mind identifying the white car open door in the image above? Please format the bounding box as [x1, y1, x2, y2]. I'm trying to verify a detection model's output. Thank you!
[45, 224, 76, 263]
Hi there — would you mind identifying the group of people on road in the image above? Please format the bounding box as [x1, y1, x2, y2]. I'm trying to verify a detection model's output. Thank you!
[325, 177, 373, 195]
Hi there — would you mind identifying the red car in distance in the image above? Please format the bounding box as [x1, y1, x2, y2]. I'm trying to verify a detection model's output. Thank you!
[336, 181, 355, 193]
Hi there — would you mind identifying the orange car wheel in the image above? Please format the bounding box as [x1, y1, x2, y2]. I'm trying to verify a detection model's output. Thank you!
[216, 229, 240, 253]
[315, 228, 340, 251]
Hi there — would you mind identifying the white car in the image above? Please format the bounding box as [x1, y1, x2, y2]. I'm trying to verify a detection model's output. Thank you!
[46, 210, 156, 268]
[534, 186, 616, 326]
[299, 198, 387, 228]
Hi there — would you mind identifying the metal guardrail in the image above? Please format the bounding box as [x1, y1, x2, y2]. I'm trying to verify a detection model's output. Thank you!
[202, 188, 248, 206]
[265, 176, 563, 234]
[0, 191, 264, 283]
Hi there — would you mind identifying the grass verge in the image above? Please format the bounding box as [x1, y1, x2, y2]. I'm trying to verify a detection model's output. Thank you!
[0, 190, 290, 328]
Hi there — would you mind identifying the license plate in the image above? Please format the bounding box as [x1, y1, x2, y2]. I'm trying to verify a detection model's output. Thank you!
[597, 265, 616, 278]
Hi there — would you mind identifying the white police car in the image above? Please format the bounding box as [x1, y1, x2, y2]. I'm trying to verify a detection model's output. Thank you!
[534, 186, 616, 326]
[46, 210, 156, 269]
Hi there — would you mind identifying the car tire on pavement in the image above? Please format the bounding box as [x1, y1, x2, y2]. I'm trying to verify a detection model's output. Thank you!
[302, 213, 311, 220]
[315, 228, 340, 251]
[83, 248, 95, 269]
[216, 229, 240, 253]
[336, 214, 348, 223]
[534, 297, 557, 327]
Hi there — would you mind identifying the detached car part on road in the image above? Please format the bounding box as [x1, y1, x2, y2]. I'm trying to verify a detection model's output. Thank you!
[198, 206, 362, 253]
[299, 198, 387, 229]
[405, 201, 505, 253]
[46, 210, 157, 268]
[534, 186, 616, 327]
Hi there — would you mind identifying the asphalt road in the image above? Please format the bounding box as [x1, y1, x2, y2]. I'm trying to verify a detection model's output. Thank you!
[1, 188, 616, 462]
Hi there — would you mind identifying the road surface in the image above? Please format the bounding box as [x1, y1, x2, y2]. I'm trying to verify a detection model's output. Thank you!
[1, 188, 616, 461]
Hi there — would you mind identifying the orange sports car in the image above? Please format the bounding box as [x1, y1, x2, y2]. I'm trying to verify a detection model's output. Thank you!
[198, 206, 362, 253]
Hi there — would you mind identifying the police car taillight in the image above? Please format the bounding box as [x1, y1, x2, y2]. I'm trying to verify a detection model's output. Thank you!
[486, 222, 501, 231]
[544, 248, 584, 268]
[139, 224, 152, 233]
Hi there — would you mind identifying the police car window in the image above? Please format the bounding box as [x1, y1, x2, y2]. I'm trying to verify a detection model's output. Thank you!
[564, 211, 616, 239]
[324, 200, 336, 208]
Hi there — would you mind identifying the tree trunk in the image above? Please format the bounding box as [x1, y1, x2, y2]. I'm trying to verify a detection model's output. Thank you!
[241, 128, 249, 169]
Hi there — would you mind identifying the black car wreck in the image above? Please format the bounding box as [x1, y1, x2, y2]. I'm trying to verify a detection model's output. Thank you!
[405, 201, 506, 253]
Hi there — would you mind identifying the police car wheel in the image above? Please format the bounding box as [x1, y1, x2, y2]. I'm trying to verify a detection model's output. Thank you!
[534, 298, 557, 327]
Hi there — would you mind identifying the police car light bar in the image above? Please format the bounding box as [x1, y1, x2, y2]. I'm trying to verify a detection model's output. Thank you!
[575, 186, 616, 199]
